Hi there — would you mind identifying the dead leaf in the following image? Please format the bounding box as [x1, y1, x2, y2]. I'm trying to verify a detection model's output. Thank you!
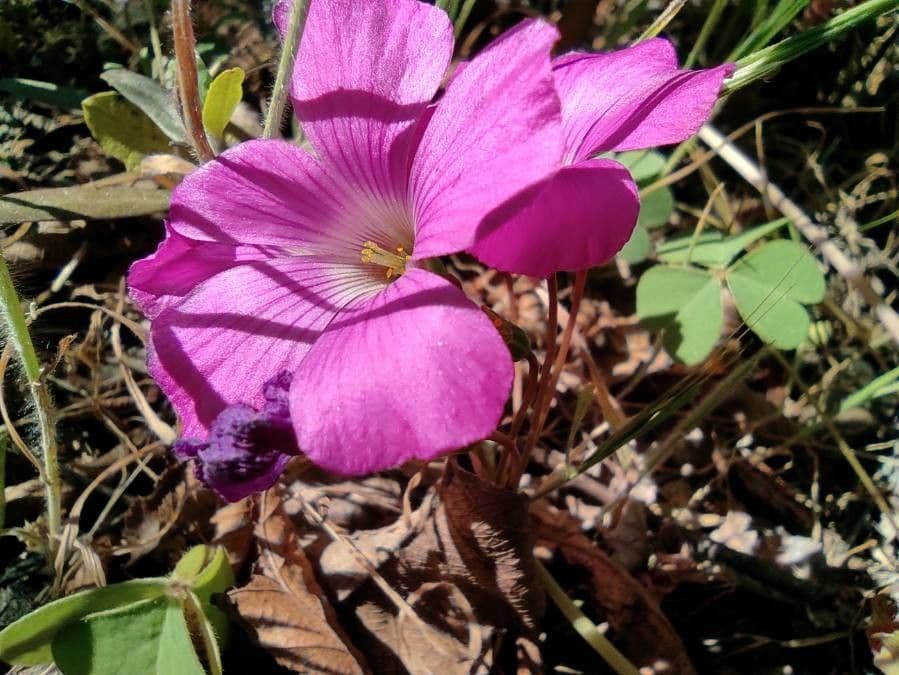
[211, 497, 255, 571]
[533, 503, 696, 674]
[119, 463, 217, 565]
[228, 490, 366, 674]
[397, 461, 544, 628]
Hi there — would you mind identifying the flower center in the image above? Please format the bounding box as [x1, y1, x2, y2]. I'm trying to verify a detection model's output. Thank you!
[360, 240, 411, 280]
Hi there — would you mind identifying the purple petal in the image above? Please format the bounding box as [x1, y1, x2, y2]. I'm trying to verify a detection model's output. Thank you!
[409, 18, 564, 259]
[192, 403, 297, 502]
[291, 0, 453, 203]
[148, 258, 374, 437]
[290, 268, 513, 475]
[553, 39, 733, 161]
[470, 159, 639, 277]
[128, 226, 273, 319]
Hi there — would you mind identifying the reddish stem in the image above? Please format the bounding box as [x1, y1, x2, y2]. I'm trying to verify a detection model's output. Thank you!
[171, 0, 214, 163]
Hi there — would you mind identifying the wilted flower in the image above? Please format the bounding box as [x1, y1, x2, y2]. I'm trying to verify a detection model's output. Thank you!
[470, 39, 734, 277]
[130, 0, 564, 475]
[173, 372, 298, 502]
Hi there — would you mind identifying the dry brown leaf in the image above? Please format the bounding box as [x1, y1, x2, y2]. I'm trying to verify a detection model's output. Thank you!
[228, 491, 366, 674]
[397, 461, 544, 629]
[119, 463, 217, 565]
[211, 496, 255, 570]
[356, 583, 492, 675]
[533, 504, 696, 674]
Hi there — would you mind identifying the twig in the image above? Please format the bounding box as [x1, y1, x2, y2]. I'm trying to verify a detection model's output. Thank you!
[698, 124, 899, 347]
[535, 560, 640, 675]
[171, 0, 215, 162]
[263, 0, 311, 139]
[0, 253, 61, 556]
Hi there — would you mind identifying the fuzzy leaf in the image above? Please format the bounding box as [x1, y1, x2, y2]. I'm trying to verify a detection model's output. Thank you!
[171, 545, 234, 644]
[82, 92, 171, 169]
[51, 597, 205, 675]
[101, 69, 185, 142]
[0, 580, 168, 666]
[637, 265, 722, 365]
[202, 67, 245, 138]
[0, 184, 170, 224]
[726, 240, 825, 349]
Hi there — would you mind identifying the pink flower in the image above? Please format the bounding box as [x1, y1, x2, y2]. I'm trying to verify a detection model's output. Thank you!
[470, 39, 734, 277]
[129, 0, 564, 475]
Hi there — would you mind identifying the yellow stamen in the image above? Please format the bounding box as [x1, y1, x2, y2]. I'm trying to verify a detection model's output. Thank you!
[361, 241, 411, 280]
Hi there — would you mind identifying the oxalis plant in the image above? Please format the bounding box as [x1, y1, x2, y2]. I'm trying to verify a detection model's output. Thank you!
[0, 0, 897, 673]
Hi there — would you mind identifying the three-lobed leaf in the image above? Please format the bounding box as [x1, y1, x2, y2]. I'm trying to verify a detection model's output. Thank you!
[657, 218, 789, 267]
[726, 239, 825, 349]
[636, 265, 723, 365]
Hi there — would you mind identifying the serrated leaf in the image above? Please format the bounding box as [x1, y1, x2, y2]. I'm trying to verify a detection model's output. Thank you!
[0, 580, 167, 666]
[637, 187, 674, 229]
[82, 92, 172, 170]
[618, 224, 652, 264]
[617, 150, 666, 184]
[726, 240, 825, 349]
[51, 597, 205, 675]
[657, 218, 789, 267]
[0, 184, 170, 224]
[201, 67, 244, 138]
[637, 265, 722, 365]
[101, 70, 185, 143]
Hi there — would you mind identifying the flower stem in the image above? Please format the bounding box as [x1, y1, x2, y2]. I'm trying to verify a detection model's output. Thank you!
[535, 560, 640, 675]
[171, 0, 215, 162]
[263, 0, 311, 139]
[454, 0, 477, 37]
[0, 253, 61, 553]
[636, 0, 687, 43]
[517, 272, 586, 484]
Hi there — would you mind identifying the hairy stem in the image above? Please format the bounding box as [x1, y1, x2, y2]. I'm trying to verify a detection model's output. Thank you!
[263, 0, 311, 139]
[0, 253, 61, 553]
[171, 0, 215, 162]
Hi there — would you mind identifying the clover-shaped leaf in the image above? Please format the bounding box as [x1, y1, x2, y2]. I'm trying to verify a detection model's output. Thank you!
[636, 265, 723, 365]
[726, 240, 825, 349]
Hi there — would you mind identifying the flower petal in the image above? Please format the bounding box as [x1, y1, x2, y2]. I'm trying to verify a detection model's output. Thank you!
[291, 0, 453, 202]
[553, 39, 733, 161]
[290, 268, 513, 475]
[470, 159, 639, 277]
[149, 258, 377, 437]
[167, 139, 411, 262]
[128, 226, 274, 319]
[410, 19, 564, 259]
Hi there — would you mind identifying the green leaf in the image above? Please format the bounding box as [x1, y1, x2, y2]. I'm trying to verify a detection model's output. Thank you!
[618, 224, 652, 264]
[51, 597, 206, 675]
[616, 150, 666, 185]
[201, 67, 245, 138]
[101, 70, 185, 143]
[0, 185, 171, 224]
[0, 580, 167, 666]
[840, 366, 899, 412]
[637, 265, 723, 365]
[726, 240, 825, 349]
[0, 78, 86, 110]
[82, 92, 172, 170]
[637, 187, 674, 229]
[171, 545, 234, 644]
[657, 218, 789, 267]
